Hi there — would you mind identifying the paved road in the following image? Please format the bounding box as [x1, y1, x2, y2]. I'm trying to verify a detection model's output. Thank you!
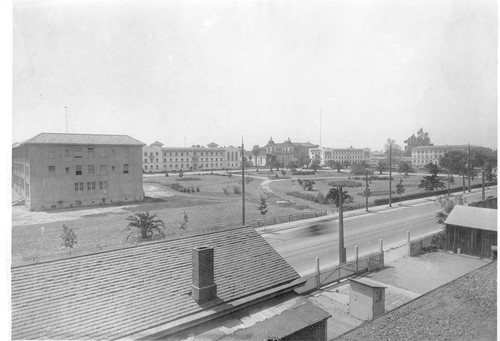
[262, 188, 496, 276]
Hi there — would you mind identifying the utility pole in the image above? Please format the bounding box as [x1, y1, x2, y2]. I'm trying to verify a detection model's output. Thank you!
[338, 186, 346, 264]
[242, 137, 245, 225]
[388, 138, 392, 207]
[64, 106, 68, 133]
[365, 169, 369, 212]
[482, 170, 485, 204]
[468, 143, 471, 193]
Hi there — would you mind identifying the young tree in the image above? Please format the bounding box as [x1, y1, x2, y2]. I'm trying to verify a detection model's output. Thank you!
[60, 224, 77, 255]
[297, 152, 311, 168]
[124, 211, 166, 243]
[281, 169, 286, 177]
[252, 145, 261, 171]
[179, 211, 189, 235]
[395, 178, 405, 203]
[398, 161, 413, 176]
[257, 196, 268, 217]
[376, 162, 386, 175]
[331, 161, 343, 173]
[287, 161, 298, 171]
[301, 179, 315, 191]
[311, 158, 321, 173]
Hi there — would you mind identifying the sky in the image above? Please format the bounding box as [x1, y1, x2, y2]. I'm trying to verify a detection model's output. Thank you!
[11, 0, 498, 151]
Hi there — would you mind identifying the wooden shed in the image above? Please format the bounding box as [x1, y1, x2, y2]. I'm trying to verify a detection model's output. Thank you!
[444, 205, 497, 259]
[349, 278, 386, 321]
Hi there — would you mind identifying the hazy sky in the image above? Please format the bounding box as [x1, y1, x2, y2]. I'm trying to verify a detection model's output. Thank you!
[12, 0, 497, 150]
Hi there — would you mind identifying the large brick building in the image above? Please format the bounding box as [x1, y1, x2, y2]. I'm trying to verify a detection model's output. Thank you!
[263, 137, 319, 166]
[12, 133, 145, 211]
[411, 145, 491, 168]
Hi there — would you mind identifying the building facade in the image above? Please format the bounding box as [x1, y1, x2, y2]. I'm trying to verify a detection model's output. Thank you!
[143, 143, 241, 172]
[411, 145, 491, 168]
[12, 133, 145, 211]
[263, 137, 319, 166]
[309, 147, 371, 166]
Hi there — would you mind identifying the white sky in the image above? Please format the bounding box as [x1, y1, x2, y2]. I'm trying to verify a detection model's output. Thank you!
[11, 0, 498, 150]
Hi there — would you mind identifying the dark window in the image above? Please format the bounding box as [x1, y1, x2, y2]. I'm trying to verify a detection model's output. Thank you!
[48, 166, 55, 176]
[123, 164, 129, 174]
[76, 165, 82, 176]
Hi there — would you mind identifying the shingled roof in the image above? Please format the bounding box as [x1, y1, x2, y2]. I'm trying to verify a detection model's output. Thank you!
[11, 226, 300, 340]
[15, 133, 145, 146]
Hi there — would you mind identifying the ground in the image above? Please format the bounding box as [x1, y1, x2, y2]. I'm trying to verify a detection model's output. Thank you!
[11, 169, 487, 266]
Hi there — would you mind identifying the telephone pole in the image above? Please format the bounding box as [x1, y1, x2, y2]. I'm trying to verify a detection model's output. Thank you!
[242, 137, 246, 225]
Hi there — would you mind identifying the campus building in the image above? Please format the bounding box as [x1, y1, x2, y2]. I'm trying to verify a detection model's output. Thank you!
[142, 142, 241, 172]
[12, 133, 145, 211]
[263, 137, 318, 166]
[309, 147, 371, 166]
[411, 145, 491, 168]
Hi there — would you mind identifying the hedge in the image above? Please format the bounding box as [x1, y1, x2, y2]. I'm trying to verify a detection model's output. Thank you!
[373, 182, 497, 205]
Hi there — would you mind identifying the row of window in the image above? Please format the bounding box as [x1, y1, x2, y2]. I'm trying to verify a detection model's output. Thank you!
[144, 163, 222, 170]
[48, 147, 129, 159]
[48, 164, 129, 176]
[144, 157, 222, 163]
[144, 151, 223, 157]
[74, 181, 108, 192]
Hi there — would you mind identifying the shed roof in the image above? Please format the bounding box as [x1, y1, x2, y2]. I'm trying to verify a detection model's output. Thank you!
[11, 226, 299, 340]
[14, 132, 145, 146]
[444, 205, 497, 232]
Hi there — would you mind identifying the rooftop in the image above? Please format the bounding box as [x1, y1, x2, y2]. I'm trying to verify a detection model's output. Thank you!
[14, 132, 145, 146]
[445, 205, 497, 232]
[11, 226, 299, 340]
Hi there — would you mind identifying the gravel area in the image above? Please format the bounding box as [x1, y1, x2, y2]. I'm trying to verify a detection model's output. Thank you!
[334, 262, 497, 341]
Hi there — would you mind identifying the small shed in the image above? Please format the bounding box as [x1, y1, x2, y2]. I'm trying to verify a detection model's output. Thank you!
[444, 205, 497, 259]
[349, 278, 386, 321]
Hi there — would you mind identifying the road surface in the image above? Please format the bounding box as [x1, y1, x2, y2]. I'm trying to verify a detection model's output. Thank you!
[262, 188, 496, 276]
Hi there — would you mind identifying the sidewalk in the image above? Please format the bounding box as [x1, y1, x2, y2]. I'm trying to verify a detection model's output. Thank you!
[305, 246, 491, 340]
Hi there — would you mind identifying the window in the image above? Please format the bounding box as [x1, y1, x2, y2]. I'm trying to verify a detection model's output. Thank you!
[101, 149, 106, 158]
[100, 165, 107, 175]
[111, 149, 116, 157]
[123, 148, 129, 158]
[145, 165, 148, 170]
[156, 159, 158, 162]
[65, 149, 70, 157]
[88, 147, 94, 158]
[76, 165, 82, 176]
[75, 147, 82, 158]
[99, 181, 108, 190]
[123, 164, 129, 174]
[88, 165, 95, 175]
[75, 182, 84, 191]
[144, 152, 147, 156]
[156, 165, 159, 169]
[87, 182, 96, 191]
[65, 167, 70, 175]
[163, 158, 166, 162]
[375, 290, 382, 302]
[163, 152, 167, 157]
[48, 166, 55, 176]
[144, 158, 148, 163]
[155, 152, 159, 156]
[111, 166, 116, 173]
[48, 147, 56, 158]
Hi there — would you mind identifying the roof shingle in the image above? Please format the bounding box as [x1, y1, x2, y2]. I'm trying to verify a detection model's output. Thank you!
[11, 226, 299, 340]
[15, 133, 145, 146]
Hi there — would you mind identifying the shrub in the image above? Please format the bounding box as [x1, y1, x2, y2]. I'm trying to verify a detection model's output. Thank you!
[292, 170, 315, 176]
[301, 179, 315, 191]
[233, 186, 242, 194]
[196, 187, 200, 192]
[223, 187, 230, 195]
[328, 180, 362, 187]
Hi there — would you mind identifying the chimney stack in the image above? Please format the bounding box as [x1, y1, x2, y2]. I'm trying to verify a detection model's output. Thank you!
[191, 246, 217, 302]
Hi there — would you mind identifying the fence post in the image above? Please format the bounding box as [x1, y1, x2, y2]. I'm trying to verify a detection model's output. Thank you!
[316, 257, 320, 289]
[355, 246, 359, 275]
[367, 256, 371, 271]
[407, 231, 411, 256]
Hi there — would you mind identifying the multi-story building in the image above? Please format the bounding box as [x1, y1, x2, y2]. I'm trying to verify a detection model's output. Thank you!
[309, 147, 371, 166]
[142, 142, 241, 172]
[411, 145, 491, 168]
[263, 137, 318, 166]
[12, 133, 145, 211]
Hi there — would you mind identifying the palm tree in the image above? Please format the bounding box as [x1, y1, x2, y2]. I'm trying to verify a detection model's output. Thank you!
[252, 145, 261, 171]
[124, 211, 166, 243]
[326, 187, 352, 207]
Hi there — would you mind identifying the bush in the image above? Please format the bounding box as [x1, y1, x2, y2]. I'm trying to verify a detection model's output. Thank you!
[223, 187, 230, 195]
[422, 234, 447, 253]
[328, 180, 362, 187]
[292, 170, 315, 176]
[233, 186, 242, 194]
[196, 187, 200, 192]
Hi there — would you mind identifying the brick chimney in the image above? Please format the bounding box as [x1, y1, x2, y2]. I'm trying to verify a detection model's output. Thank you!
[191, 246, 217, 302]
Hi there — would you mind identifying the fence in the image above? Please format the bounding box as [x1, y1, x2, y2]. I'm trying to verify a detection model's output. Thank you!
[254, 209, 328, 227]
[296, 250, 385, 295]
